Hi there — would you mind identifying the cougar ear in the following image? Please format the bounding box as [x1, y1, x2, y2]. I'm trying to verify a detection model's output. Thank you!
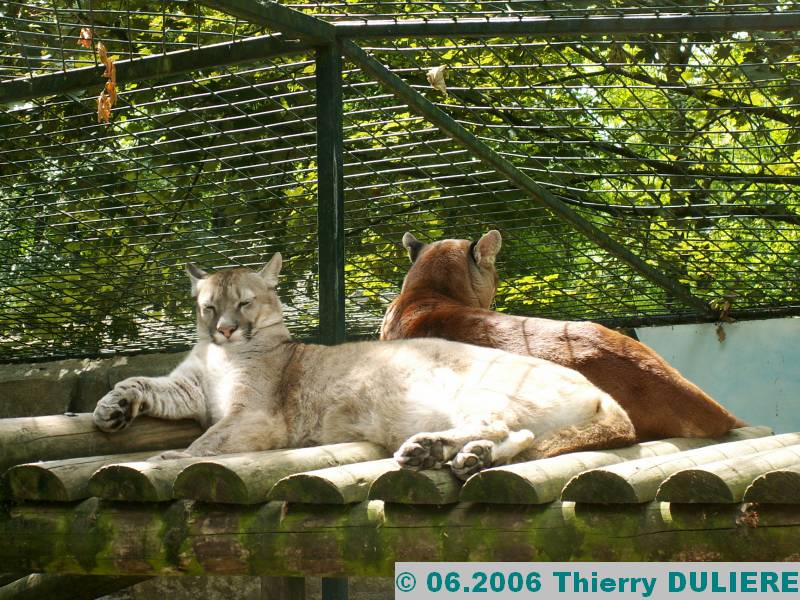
[472, 230, 502, 268]
[402, 232, 425, 263]
[186, 263, 208, 297]
[258, 252, 282, 288]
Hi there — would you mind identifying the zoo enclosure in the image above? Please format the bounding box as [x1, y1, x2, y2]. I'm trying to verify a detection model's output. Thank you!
[1, 1, 800, 362]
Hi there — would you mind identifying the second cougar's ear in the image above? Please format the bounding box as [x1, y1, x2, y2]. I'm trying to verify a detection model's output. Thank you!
[258, 252, 283, 288]
[402, 232, 425, 263]
[471, 230, 502, 268]
[186, 263, 208, 297]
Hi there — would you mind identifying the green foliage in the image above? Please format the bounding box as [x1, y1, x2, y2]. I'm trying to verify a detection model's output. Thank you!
[0, 2, 798, 358]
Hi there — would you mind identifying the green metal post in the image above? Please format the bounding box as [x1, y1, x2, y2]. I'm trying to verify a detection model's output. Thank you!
[316, 43, 346, 345]
[321, 577, 348, 600]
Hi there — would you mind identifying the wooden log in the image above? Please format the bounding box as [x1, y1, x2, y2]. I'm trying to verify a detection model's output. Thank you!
[744, 465, 800, 503]
[5, 452, 159, 502]
[0, 574, 147, 600]
[0, 414, 202, 474]
[88, 457, 210, 502]
[173, 443, 388, 504]
[657, 444, 800, 503]
[563, 430, 800, 503]
[269, 459, 398, 504]
[368, 468, 462, 504]
[5, 498, 800, 575]
[460, 426, 770, 504]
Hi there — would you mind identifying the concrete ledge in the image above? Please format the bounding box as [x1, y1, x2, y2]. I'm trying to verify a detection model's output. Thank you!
[0, 353, 188, 418]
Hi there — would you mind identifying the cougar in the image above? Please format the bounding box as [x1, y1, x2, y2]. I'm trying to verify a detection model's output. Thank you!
[381, 230, 745, 442]
[94, 253, 635, 479]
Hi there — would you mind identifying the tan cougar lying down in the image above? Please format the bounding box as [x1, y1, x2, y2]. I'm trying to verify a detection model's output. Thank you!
[94, 254, 635, 479]
[381, 230, 745, 442]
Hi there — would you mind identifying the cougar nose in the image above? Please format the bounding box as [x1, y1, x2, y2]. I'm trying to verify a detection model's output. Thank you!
[217, 324, 238, 339]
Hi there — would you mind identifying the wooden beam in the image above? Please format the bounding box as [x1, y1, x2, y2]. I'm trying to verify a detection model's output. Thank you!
[4, 499, 800, 574]
[340, 40, 715, 316]
[368, 468, 462, 504]
[745, 466, 800, 503]
[173, 443, 388, 504]
[0, 414, 202, 475]
[0, 574, 147, 600]
[269, 459, 398, 504]
[460, 426, 771, 504]
[657, 444, 800, 503]
[5, 451, 156, 502]
[563, 431, 800, 503]
[0, 35, 313, 104]
[88, 456, 211, 502]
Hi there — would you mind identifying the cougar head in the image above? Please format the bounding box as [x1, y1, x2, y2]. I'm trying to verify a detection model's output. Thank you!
[186, 253, 284, 345]
[400, 230, 502, 309]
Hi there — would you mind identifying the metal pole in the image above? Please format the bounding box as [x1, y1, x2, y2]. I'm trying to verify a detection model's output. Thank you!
[316, 43, 346, 345]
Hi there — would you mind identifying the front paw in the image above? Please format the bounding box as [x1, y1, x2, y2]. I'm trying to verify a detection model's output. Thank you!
[93, 380, 147, 432]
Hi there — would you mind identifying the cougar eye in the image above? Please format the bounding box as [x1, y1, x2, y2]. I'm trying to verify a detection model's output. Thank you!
[202, 304, 216, 313]
[238, 300, 252, 309]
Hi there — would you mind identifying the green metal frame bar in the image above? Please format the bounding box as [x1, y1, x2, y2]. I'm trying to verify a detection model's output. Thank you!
[341, 41, 713, 316]
[315, 44, 346, 345]
[332, 12, 800, 38]
[0, 35, 313, 105]
[200, 0, 333, 42]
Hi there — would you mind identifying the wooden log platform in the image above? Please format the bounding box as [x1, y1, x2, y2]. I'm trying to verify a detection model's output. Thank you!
[269, 459, 398, 504]
[745, 465, 800, 503]
[3, 498, 800, 575]
[460, 426, 769, 504]
[0, 414, 202, 474]
[173, 443, 388, 504]
[5, 452, 157, 502]
[368, 467, 462, 504]
[88, 456, 210, 502]
[657, 444, 800, 503]
[562, 430, 799, 503]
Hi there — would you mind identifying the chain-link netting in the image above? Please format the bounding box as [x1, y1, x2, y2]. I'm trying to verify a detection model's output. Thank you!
[1, 1, 799, 360]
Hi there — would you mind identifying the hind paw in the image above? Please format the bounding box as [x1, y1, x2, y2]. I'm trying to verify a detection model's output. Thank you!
[394, 433, 453, 470]
[450, 440, 494, 480]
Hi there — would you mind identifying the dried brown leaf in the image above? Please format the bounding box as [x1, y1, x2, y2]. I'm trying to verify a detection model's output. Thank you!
[77, 27, 93, 49]
[716, 324, 726, 343]
[97, 42, 108, 67]
[97, 90, 112, 124]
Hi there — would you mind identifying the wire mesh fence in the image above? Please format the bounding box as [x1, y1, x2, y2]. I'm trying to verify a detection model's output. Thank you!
[1, 1, 799, 361]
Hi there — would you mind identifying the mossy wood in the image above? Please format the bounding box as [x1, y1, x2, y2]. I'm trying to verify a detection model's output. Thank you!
[460, 426, 770, 504]
[2, 499, 800, 575]
[368, 468, 462, 504]
[744, 465, 800, 503]
[88, 457, 212, 502]
[0, 414, 202, 474]
[173, 443, 388, 504]
[563, 430, 799, 503]
[5, 452, 156, 502]
[269, 459, 398, 504]
[0, 574, 147, 600]
[657, 444, 800, 503]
